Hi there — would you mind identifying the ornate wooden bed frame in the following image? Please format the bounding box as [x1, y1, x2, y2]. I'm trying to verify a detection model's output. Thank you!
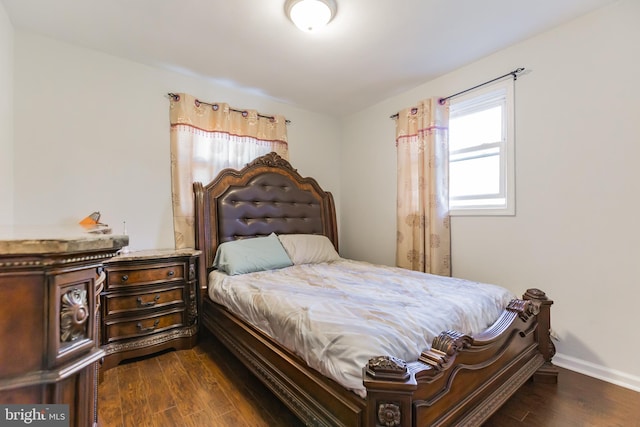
[193, 152, 557, 427]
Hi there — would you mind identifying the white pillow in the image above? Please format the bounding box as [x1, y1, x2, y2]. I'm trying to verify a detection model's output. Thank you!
[277, 234, 341, 265]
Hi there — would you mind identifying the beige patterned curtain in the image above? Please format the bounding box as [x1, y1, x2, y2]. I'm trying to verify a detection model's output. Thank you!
[395, 98, 451, 275]
[169, 93, 289, 248]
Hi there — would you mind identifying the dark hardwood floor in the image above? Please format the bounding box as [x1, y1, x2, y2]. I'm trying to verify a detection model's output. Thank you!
[98, 334, 640, 426]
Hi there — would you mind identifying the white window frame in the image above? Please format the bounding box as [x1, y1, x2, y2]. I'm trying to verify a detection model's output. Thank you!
[449, 79, 515, 216]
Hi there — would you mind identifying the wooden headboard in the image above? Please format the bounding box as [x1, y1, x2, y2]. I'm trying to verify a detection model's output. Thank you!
[193, 152, 338, 279]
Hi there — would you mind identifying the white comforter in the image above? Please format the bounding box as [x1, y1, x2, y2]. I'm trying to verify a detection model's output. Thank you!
[208, 259, 515, 398]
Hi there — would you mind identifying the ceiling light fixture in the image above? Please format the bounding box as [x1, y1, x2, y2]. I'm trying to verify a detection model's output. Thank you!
[284, 0, 337, 32]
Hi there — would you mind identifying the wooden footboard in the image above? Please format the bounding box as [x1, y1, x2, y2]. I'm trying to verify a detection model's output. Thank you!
[364, 288, 557, 427]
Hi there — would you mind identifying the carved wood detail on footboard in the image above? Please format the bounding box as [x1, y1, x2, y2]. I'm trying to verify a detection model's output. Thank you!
[524, 288, 558, 383]
[364, 288, 557, 427]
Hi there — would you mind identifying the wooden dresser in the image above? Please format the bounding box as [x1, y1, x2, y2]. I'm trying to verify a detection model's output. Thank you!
[100, 249, 199, 370]
[0, 226, 127, 427]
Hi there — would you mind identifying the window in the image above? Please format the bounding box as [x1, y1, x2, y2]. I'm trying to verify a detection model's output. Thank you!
[448, 79, 515, 215]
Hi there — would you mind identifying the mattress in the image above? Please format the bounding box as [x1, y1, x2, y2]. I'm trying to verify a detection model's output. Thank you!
[208, 259, 515, 397]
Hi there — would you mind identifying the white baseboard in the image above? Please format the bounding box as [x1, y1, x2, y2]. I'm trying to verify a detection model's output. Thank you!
[553, 352, 640, 393]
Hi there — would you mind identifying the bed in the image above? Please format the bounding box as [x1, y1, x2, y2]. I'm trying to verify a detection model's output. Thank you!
[193, 152, 557, 427]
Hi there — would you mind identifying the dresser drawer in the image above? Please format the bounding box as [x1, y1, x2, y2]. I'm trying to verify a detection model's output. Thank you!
[104, 309, 185, 343]
[107, 262, 185, 288]
[104, 286, 185, 317]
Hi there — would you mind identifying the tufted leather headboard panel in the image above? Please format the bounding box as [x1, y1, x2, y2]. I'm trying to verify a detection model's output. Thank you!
[217, 173, 325, 243]
[193, 152, 337, 287]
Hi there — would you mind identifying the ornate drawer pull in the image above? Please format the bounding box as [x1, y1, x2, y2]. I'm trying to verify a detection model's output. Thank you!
[136, 319, 160, 333]
[167, 270, 175, 277]
[121, 274, 129, 282]
[137, 294, 161, 307]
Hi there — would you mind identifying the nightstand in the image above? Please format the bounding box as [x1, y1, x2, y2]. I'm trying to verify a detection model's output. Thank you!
[100, 249, 199, 370]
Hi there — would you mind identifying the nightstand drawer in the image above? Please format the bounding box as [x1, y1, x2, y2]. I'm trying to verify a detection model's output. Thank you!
[104, 286, 185, 317]
[104, 309, 185, 343]
[107, 263, 185, 288]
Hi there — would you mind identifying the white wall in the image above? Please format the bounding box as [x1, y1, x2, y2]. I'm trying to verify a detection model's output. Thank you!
[12, 32, 341, 251]
[0, 1, 13, 225]
[341, 0, 640, 390]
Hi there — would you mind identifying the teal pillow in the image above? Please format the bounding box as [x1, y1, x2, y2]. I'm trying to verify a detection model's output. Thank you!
[213, 233, 293, 275]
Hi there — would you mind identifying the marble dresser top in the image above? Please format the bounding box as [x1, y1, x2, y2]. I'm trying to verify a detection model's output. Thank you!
[0, 225, 130, 255]
[110, 248, 201, 261]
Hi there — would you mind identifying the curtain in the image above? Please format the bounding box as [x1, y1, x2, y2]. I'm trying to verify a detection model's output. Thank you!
[395, 98, 451, 275]
[169, 93, 289, 249]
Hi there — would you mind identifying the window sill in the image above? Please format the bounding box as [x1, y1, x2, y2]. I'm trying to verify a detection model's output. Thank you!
[450, 206, 515, 216]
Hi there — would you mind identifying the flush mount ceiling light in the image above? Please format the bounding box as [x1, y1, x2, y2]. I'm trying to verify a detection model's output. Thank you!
[285, 0, 337, 32]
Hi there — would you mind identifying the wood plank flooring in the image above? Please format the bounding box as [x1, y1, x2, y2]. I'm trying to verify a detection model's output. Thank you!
[98, 334, 640, 426]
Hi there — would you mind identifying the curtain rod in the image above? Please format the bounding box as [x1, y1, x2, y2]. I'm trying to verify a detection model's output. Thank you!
[167, 93, 291, 124]
[389, 67, 525, 119]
